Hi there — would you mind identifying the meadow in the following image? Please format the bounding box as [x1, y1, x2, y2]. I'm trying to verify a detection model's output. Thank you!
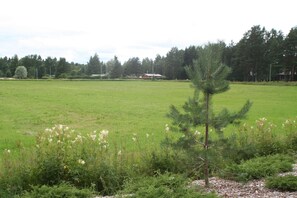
[0, 80, 297, 151]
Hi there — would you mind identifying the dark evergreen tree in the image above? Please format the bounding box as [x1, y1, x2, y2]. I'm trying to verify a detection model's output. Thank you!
[236, 25, 266, 81]
[44, 57, 57, 77]
[19, 55, 44, 78]
[264, 29, 284, 81]
[167, 43, 252, 187]
[183, 45, 198, 79]
[154, 54, 166, 76]
[164, 47, 184, 79]
[109, 56, 122, 78]
[0, 57, 9, 77]
[87, 53, 101, 75]
[123, 57, 141, 77]
[56, 58, 70, 78]
[8, 55, 19, 77]
[141, 57, 154, 74]
[283, 27, 297, 81]
[223, 41, 238, 80]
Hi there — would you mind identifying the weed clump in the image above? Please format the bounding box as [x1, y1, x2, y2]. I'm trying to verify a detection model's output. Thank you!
[220, 154, 295, 182]
[120, 172, 218, 198]
[0, 125, 130, 196]
[265, 175, 297, 192]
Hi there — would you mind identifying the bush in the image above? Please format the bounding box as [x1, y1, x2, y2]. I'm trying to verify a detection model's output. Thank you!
[266, 175, 297, 192]
[143, 148, 191, 175]
[240, 118, 285, 156]
[120, 173, 218, 198]
[0, 149, 36, 195]
[220, 154, 295, 182]
[14, 66, 27, 79]
[20, 183, 93, 198]
[283, 118, 297, 152]
[221, 118, 297, 163]
[0, 125, 131, 196]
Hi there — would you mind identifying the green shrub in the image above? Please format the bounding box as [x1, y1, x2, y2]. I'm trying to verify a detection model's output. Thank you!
[266, 175, 297, 192]
[240, 118, 285, 156]
[0, 149, 36, 195]
[221, 154, 295, 182]
[20, 183, 93, 198]
[222, 118, 296, 163]
[143, 148, 191, 175]
[120, 173, 218, 198]
[14, 66, 28, 79]
[283, 118, 297, 152]
[0, 125, 131, 196]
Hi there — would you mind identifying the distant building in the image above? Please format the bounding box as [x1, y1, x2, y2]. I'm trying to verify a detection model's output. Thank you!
[140, 73, 164, 79]
[277, 71, 297, 81]
[90, 74, 108, 78]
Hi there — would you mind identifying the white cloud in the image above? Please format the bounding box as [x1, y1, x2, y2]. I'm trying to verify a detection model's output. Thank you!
[0, 0, 296, 63]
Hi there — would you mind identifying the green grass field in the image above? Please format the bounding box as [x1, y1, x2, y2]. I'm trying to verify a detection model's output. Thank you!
[0, 80, 297, 151]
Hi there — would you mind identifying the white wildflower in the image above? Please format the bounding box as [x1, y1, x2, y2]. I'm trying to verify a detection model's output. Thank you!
[132, 137, 137, 142]
[76, 135, 83, 142]
[194, 130, 201, 136]
[165, 124, 170, 132]
[99, 130, 109, 140]
[45, 128, 52, 132]
[78, 159, 85, 165]
[118, 150, 122, 156]
[58, 124, 63, 130]
[90, 134, 97, 141]
[5, 149, 11, 154]
[48, 138, 53, 143]
[146, 133, 149, 138]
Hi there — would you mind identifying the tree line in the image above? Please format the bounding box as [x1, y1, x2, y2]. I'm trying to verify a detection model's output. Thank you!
[0, 25, 296, 81]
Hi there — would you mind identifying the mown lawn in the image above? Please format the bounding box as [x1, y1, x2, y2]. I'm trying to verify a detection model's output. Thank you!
[0, 80, 296, 151]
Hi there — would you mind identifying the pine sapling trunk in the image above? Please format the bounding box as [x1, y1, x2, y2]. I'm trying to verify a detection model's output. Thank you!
[204, 93, 210, 187]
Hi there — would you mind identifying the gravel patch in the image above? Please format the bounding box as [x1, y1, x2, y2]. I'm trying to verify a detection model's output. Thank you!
[96, 164, 297, 198]
[192, 164, 297, 198]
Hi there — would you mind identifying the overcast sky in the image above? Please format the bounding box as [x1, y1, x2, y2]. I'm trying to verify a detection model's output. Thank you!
[0, 0, 296, 64]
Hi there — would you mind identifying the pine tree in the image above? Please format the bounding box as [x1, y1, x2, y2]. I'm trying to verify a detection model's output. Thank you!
[167, 43, 252, 187]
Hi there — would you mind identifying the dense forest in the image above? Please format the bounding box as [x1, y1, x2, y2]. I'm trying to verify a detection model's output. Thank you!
[0, 25, 296, 81]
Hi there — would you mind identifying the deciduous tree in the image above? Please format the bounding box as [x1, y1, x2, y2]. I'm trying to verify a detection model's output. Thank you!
[14, 66, 27, 79]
